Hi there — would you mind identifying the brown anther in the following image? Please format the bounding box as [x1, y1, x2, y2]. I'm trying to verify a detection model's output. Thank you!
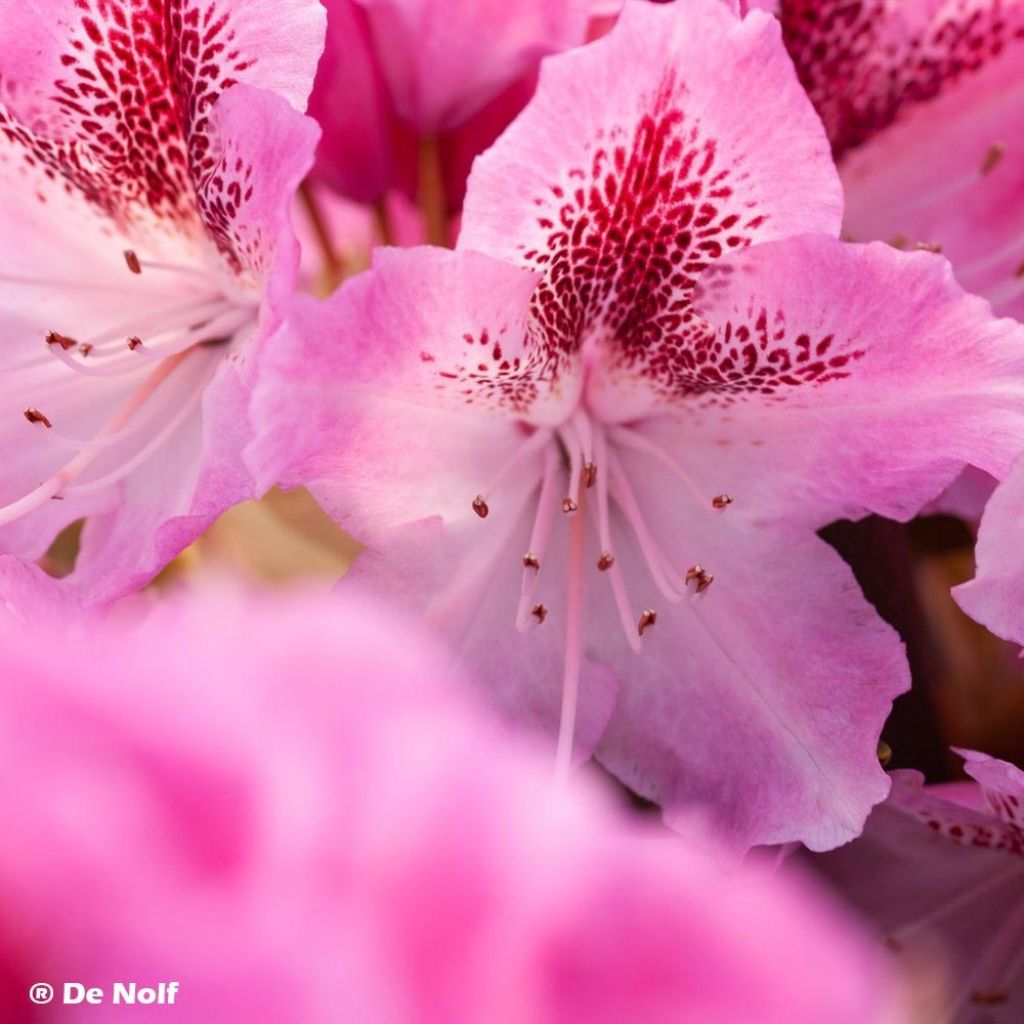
[472, 495, 489, 518]
[981, 141, 1005, 175]
[583, 461, 598, 488]
[45, 330, 77, 350]
[127, 335, 142, 350]
[123, 249, 142, 274]
[686, 565, 714, 593]
[711, 494, 733, 509]
[887, 234, 908, 250]
[522, 552, 540, 570]
[970, 991, 1009, 1007]
[915, 241, 942, 254]
[23, 407, 52, 428]
[1015, 259, 1024, 279]
[597, 552, 615, 572]
[877, 740, 893, 767]
[79, 343, 93, 357]
[637, 609, 657, 636]
[562, 498, 578, 514]
[531, 604, 547, 624]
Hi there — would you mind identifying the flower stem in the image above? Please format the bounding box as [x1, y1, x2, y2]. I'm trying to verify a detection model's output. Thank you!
[418, 135, 449, 247]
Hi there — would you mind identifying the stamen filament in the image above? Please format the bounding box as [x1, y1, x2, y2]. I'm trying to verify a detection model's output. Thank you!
[516, 446, 561, 632]
[554, 486, 586, 786]
[0, 351, 195, 526]
[607, 448, 685, 601]
[611, 425, 714, 510]
[587, 499, 642, 655]
[557, 424, 584, 514]
[475, 428, 554, 516]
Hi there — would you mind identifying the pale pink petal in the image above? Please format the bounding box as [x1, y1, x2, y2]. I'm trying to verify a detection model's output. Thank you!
[460, 0, 841, 419]
[924, 466, 997, 522]
[0, 0, 324, 245]
[685, 235, 1024, 524]
[587, 464, 907, 850]
[355, 0, 592, 132]
[955, 749, 1024, 830]
[247, 248, 580, 529]
[954, 454, 1024, 644]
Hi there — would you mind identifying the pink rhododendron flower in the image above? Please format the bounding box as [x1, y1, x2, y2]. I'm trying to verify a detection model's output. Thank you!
[813, 750, 1024, 1022]
[770, 0, 1024, 322]
[251, 0, 1024, 849]
[768, 0, 1024, 522]
[309, 0, 592, 214]
[0, 0, 325, 602]
[0, 584, 903, 1023]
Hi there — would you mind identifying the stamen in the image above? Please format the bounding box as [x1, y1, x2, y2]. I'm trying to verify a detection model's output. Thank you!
[127, 336, 142, 351]
[597, 552, 614, 571]
[685, 564, 714, 593]
[532, 604, 548, 624]
[472, 427, 553, 518]
[607, 449, 685, 601]
[45, 331, 77, 351]
[62, 359, 216, 497]
[593, 426, 615, 567]
[553, 492, 586, 786]
[0, 350, 197, 527]
[587, 498, 642, 655]
[123, 250, 142, 274]
[571, 409, 596, 488]
[516, 446, 561, 631]
[611, 425, 715, 510]
[638, 609, 657, 636]
[712, 494, 733, 509]
[557, 423, 584, 515]
[23, 408, 52, 428]
[885, 861, 1024, 950]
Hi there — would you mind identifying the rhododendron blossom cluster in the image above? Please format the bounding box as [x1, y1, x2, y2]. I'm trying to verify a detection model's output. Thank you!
[1, 0, 1023, 1017]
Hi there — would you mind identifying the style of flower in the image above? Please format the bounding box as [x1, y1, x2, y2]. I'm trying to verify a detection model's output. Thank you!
[250, 0, 1024, 848]
[0, 583, 903, 1024]
[813, 750, 1024, 1023]
[0, 0, 325, 601]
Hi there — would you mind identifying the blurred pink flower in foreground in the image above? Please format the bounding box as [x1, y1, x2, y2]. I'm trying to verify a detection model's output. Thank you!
[308, 0, 593, 218]
[813, 750, 1024, 1023]
[251, 0, 1024, 849]
[0, 584, 903, 1023]
[0, 0, 324, 602]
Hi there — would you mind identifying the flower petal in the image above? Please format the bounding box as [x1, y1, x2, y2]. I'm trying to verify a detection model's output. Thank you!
[685, 234, 1024, 524]
[247, 248, 581, 534]
[459, 0, 840, 417]
[955, 454, 1024, 643]
[355, 0, 592, 131]
[0, 0, 324, 247]
[588, 467, 906, 851]
[955, 748, 1024, 832]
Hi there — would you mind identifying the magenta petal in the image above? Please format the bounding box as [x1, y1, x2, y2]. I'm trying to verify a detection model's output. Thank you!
[355, 0, 592, 132]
